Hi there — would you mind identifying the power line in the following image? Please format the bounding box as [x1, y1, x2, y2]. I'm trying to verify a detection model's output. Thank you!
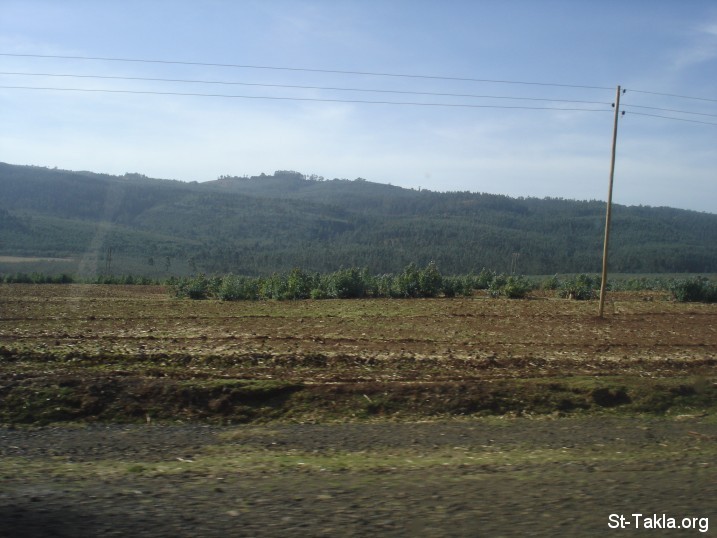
[3, 71, 615, 105]
[0, 84, 614, 111]
[2, 54, 713, 124]
[5, 70, 715, 117]
[626, 87, 717, 104]
[626, 111, 717, 126]
[3, 54, 714, 110]
[622, 104, 717, 118]
[0, 52, 613, 91]
[0, 71, 613, 106]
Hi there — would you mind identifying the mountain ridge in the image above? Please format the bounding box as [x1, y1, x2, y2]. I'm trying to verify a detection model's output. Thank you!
[1, 162, 716, 277]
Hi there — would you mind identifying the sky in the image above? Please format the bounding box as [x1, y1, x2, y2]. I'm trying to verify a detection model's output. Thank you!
[1, 0, 716, 212]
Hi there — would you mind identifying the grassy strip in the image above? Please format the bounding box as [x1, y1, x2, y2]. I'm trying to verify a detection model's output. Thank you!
[1, 375, 715, 425]
[2, 431, 715, 486]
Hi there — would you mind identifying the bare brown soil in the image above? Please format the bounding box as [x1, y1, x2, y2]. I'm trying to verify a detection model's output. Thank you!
[1, 284, 716, 536]
[1, 285, 715, 377]
[1, 284, 716, 422]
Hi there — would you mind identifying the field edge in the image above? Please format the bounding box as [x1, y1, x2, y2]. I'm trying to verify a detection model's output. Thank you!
[1, 374, 716, 425]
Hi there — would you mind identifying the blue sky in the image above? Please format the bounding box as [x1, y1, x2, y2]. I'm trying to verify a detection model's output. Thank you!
[1, 0, 716, 212]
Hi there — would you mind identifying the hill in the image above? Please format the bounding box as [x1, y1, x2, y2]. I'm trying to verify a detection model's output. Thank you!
[1, 163, 716, 277]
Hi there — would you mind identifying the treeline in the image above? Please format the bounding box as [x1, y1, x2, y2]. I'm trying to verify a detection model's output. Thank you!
[545, 274, 717, 302]
[172, 263, 535, 301]
[0, 272, 163, 285]
[171, 264, 717, 303]
[3, 268, 716, 302]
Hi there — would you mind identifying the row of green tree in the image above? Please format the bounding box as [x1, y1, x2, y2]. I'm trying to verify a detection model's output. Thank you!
[3, 268, 716, 303]
[0, 272, 162, 285]
[175, 263, 465, 300]
[170, 264, 717, 303]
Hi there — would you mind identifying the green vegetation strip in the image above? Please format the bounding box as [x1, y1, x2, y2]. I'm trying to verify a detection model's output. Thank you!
[4, 269, 717, 302]
[1, 433, 715, 486]
[1, 376, 715, 425]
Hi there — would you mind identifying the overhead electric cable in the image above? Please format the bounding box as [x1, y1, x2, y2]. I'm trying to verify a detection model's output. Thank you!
[626, 88, 717, 103]
[0, 52, 613, 91]
[0, 71, 613, 106]
[621, 104, 717, 118]
[0, 84, 613, 111]
[626, 111, 717, 126]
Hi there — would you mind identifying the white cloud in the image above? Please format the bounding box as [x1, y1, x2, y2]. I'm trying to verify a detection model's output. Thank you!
[670, 19, 717, 71]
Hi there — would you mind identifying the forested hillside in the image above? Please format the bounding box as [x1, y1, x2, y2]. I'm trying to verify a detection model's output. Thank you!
[1, 163, 716, 277]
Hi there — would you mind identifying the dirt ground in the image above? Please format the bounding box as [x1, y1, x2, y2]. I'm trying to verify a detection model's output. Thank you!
[1, 417, 716, 537]
[1, 284, 716, 536]
[1, 284, 715, 382]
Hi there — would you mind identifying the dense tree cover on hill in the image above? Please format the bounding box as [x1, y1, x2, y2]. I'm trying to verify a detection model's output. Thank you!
[2, 163, 717, 277]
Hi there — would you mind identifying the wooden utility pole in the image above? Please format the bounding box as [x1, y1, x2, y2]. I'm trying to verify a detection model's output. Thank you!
[598, 86, 623, 317]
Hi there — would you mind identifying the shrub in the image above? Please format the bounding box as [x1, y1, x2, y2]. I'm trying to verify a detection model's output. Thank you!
[374, 274, 395, 298]
[488, 273, 508, 298]
[668, 277, 717, 303]
[610, 276, 667, 292]
[418, 261, 443, 298]
[326, 267, 370, 298]
[260, 273, 288, 300]
[388, 262, 446, 298]
[392, 263, 422, 298]
[474, 268, 496, 290]
[559, 274, 599, 300]
[502, 275, 533, 298]
[488, 274, 532, 299]
[310, 286, 331, 300]
[174, 274, 212, 299]
[441, 275, 472, 297]
[541, 274, 560, 291]
[218, 274, 260, 301]
[285, 268, 314, 300]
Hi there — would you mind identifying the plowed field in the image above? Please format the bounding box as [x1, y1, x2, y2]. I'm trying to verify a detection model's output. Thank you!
[1, 284, 716, 536]
[1, 284, 716, 421]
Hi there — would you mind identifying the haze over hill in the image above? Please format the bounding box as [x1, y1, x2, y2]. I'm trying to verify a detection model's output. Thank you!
[1, 162, 716, 277]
